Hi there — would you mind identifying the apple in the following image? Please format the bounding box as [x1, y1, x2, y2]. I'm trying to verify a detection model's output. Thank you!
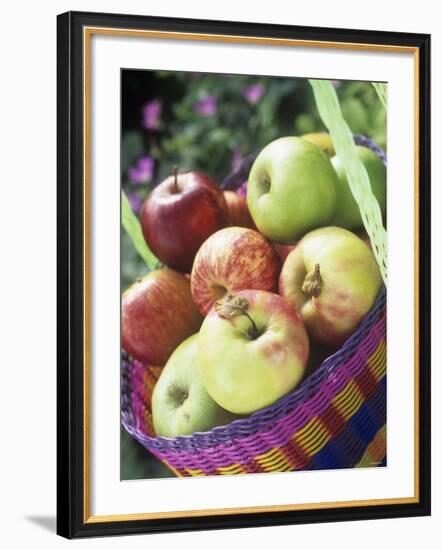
[191, 227, 280, 315]
[197, 290, 309, 414]
[122, 269, 202, 365]
[331, 146, 386, 230]
[247, 137, 338, 243]
[356, 230, 373, 251]
[279, 226, 382, 347]
[273, 242, 296, 264]
[152, 334, 237, 437]
[140, 168, 228, 272]
[301, 132, 335, 157]
[223, 190, 256, 229]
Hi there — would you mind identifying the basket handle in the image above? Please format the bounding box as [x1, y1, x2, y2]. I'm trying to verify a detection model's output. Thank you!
[310, 80, 387, 284]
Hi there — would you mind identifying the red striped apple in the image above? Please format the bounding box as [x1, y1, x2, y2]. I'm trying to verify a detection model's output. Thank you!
[140, 169, 228, 272]
[273, 242, 296, 263]
[223, 190, 256, 229]
[279, 227, 382, 347]
[122, 269, 202, 365]
[197, 290, 309, 414]
[191, 227, 280, 315]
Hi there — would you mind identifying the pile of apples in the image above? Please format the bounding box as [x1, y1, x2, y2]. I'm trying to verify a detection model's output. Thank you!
[122, 134, 386, 438]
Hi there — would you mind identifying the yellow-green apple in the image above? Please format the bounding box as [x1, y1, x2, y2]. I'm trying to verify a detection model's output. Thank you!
[191, 227, 280, 315]
[197, 291, 309, 414]
[140, 168, 228, 272]
[122, 269, 202, 365]
[223, 190, 256, 229]
[331, 146, 386, 230]
[247, 137, 338, 243]
[301, 132, 335, 157]
[279, 227, 382, 347]
[356, 230, 373, 251]
[152, 334, 237, 437]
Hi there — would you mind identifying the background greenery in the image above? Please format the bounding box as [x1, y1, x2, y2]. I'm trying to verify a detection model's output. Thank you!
[120, 70, 386, 480]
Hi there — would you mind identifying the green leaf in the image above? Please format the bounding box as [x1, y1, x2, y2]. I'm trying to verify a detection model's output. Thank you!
[309, 79, 387, 284]
[372, 82, 387, 110]
[121, 191, 158, 269]
[121, 132, 144, 173]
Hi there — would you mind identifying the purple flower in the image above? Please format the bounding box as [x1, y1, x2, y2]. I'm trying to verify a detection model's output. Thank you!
[194, 95, 217, 116]
[128, 156, 154, 184]
[331, 80, 341, 89]
[142, 99, 161, 130]
[242, 84, 264, 104]
[231, 146, 243, 171]
[126, 192, 143, 214]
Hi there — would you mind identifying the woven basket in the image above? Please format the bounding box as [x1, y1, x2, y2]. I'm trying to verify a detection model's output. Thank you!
[121, 135, 387, 477]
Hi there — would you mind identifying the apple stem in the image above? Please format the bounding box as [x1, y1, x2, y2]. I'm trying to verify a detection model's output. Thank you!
[214, 294, 260, 339]
[302, 263, 324, 298]
[243, 312, 259, 339]
[173, 165, 179, 193]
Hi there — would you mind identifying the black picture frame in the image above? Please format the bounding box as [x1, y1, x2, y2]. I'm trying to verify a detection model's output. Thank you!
[57, 10, 431, 539]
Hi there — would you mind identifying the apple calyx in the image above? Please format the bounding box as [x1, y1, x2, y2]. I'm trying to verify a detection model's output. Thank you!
[169, 384, 189, 406]
[302, 264, 323, 298]
[262, 175, 271, 193]
[214, 294, 259, 339]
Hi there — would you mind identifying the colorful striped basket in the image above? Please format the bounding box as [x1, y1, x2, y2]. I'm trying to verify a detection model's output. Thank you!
[121, 135, 387, 477]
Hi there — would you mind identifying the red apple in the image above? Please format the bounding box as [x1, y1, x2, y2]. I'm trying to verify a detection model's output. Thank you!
[122, 269, 203, 365]
[191, 227, 280, 315]
[223, 190, 256, 229]
[279, 226, 382, 347]
[140, 169, 228, 272]
[273, 242, 296, 263]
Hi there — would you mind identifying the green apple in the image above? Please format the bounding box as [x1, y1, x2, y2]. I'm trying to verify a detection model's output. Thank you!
[247, 137, 338, 244]
[197, 290, 309, 415]
[301, 132, 335, 157]
[279, 226, 382, 347]
[152, 334, 236, 437]
[331, 146, 386, 230]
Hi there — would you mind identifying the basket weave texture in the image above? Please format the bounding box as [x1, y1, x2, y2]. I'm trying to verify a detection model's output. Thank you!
[121, 135, 387, 477]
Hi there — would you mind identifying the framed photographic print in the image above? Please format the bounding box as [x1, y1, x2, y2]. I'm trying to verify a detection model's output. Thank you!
[57, 10, 431, 539]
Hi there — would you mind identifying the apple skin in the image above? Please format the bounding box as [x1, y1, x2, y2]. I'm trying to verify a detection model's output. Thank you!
[140, 171, 228, 273]
[122, 269, 203, 365]
[279, 226, 382, 347]
[273, 242, 296, 264]
[197, 290, 309, 415]
[331, 146, 386, 230]
[301, 132, 335, 157]
[191, 227, 280, 316]
[152, 334, 237, 437]
[247, 136, 338, 244]
[223, 190, 256, 229]
[356, 230, 373, 251]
